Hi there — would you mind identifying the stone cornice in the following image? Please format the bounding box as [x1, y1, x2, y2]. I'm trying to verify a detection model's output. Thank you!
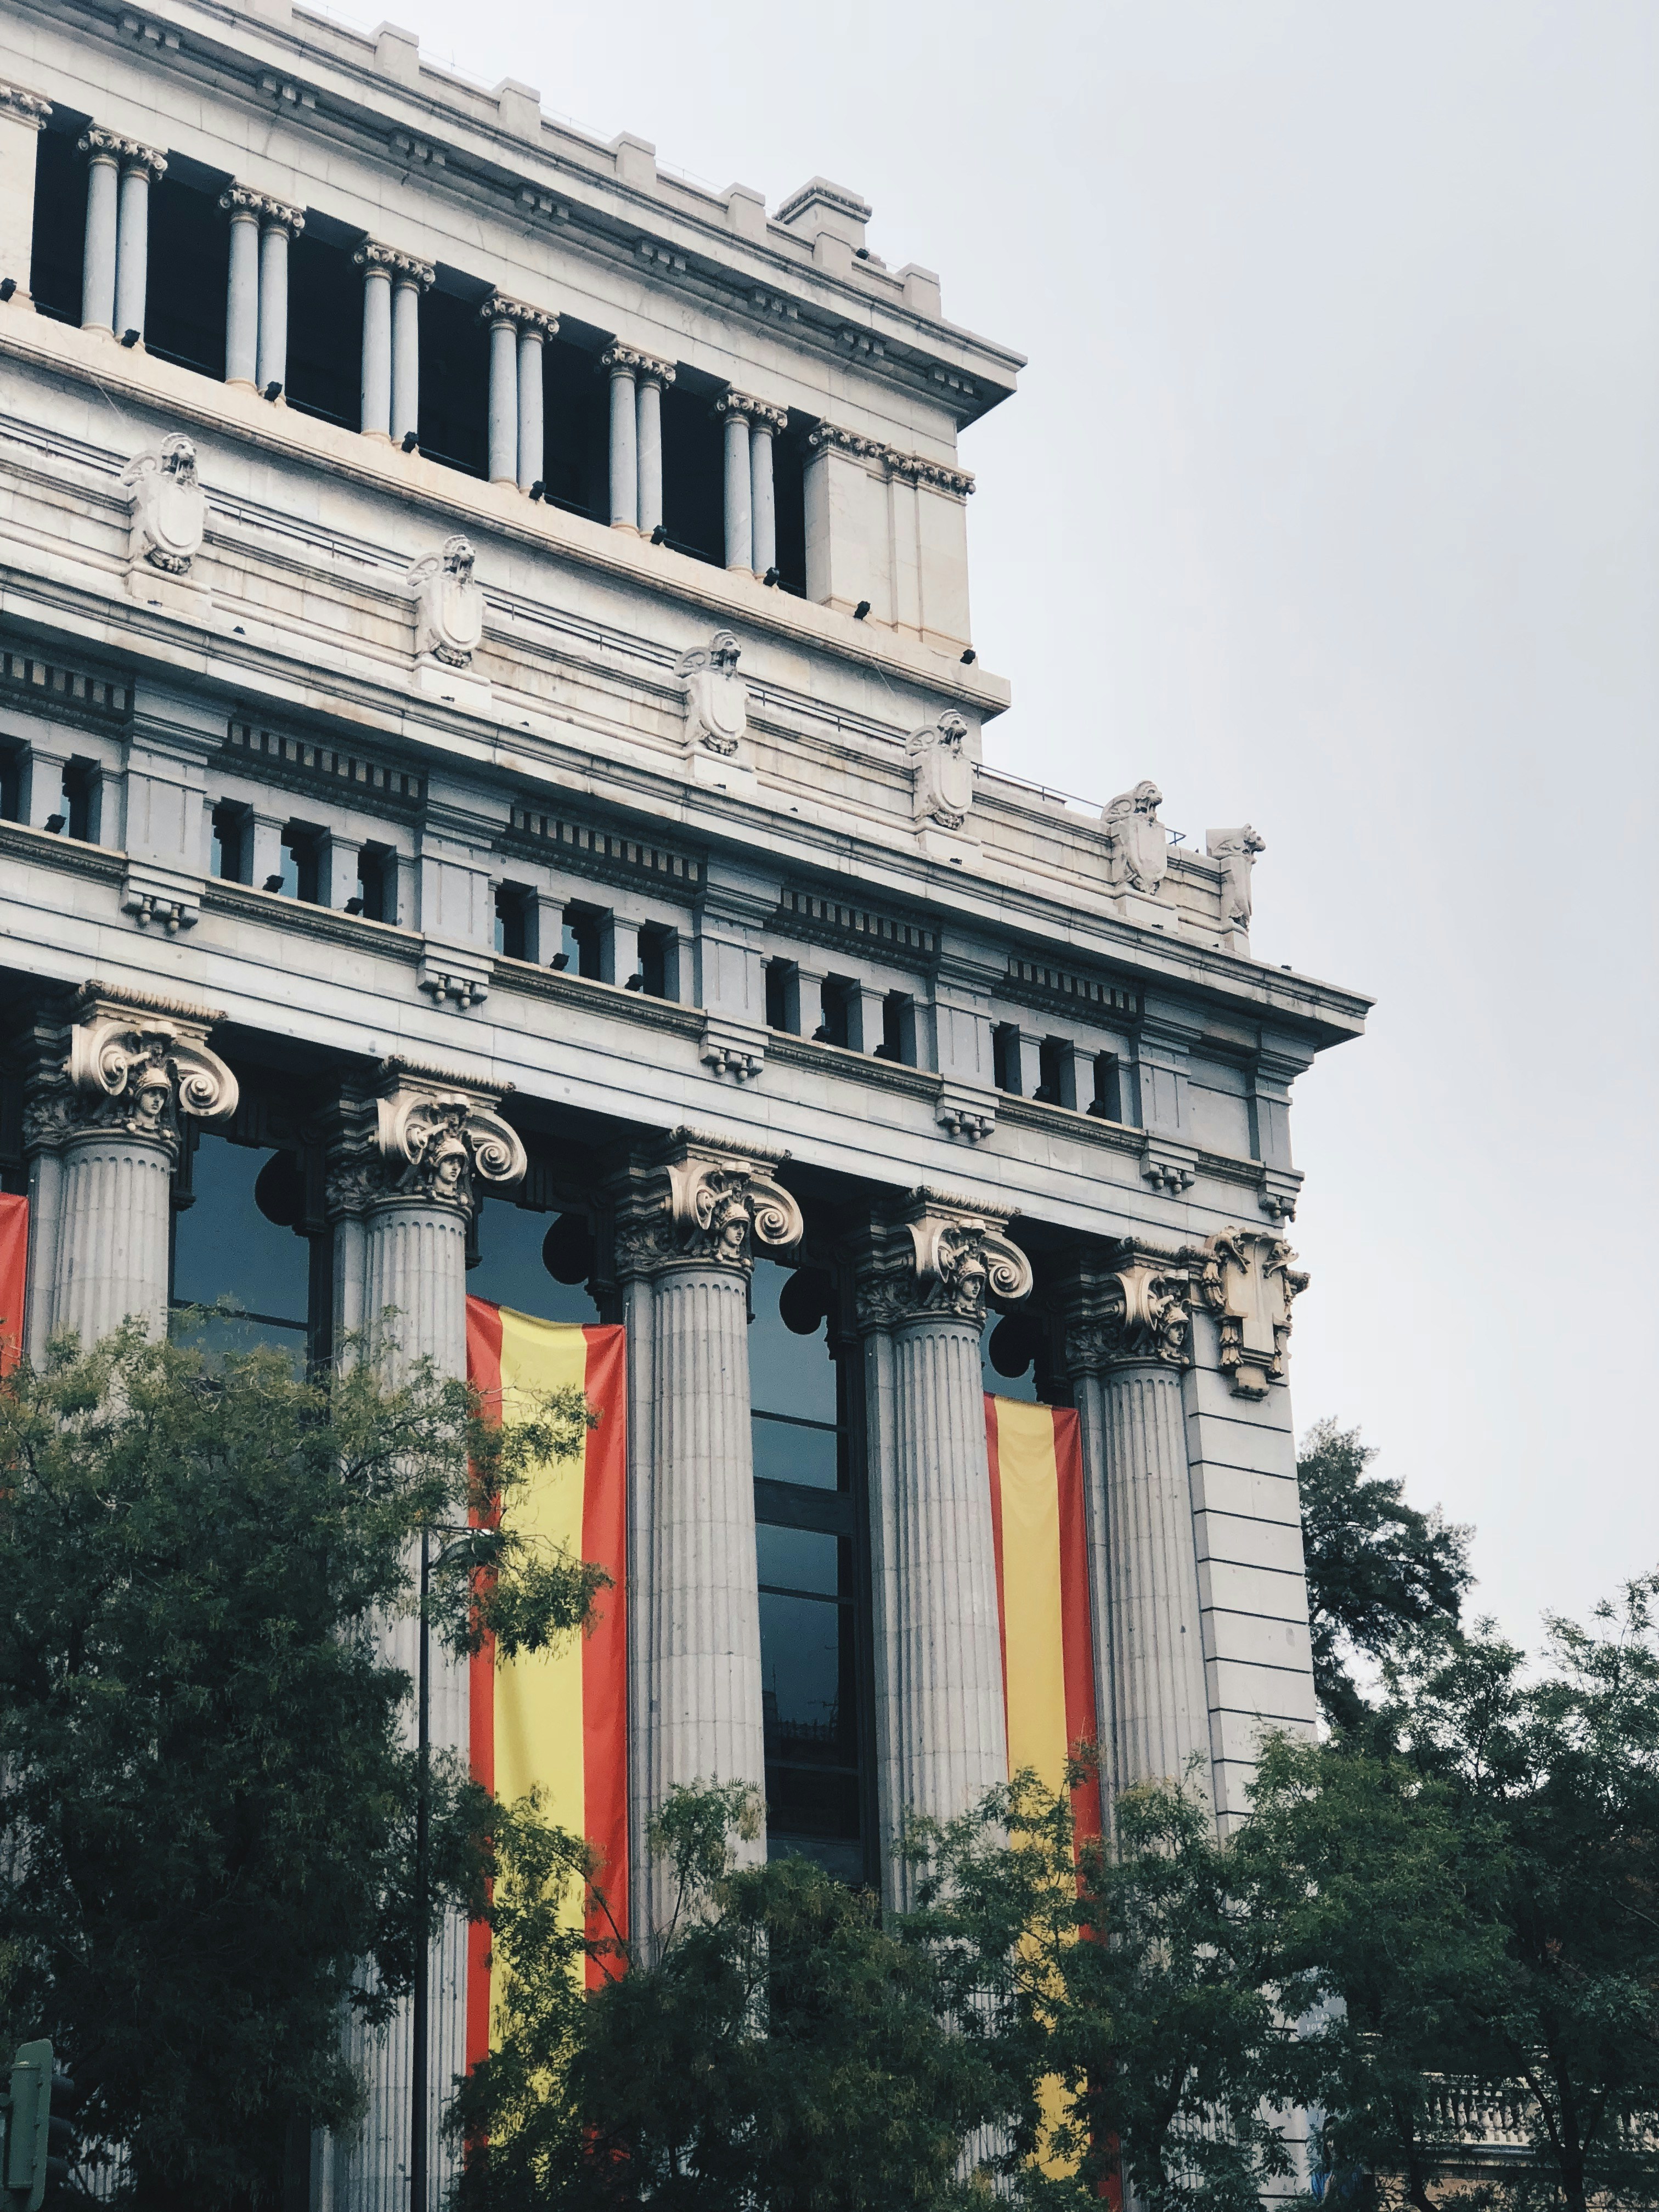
[72, 977, 227, 1028]
[354, 240, 435, 285]
[806, 422, 974, 496]
[78, 127, 167, 175]
[0, 82, 52, 127]
[219, 184, 306, 232]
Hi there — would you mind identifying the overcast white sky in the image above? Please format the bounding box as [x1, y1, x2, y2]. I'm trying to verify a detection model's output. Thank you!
[363, 0, 1658, 1645]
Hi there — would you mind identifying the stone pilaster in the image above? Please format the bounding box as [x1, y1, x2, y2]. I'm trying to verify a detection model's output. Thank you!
[1063, 1243, 1212, 1813]
[1189, 1226, 1307, 1399]
[326, 1060, 525, 2212]
[855, 1191, 1031, 1901]
[609, 1131, 804, 1947]
[25, 984, 238, 1349]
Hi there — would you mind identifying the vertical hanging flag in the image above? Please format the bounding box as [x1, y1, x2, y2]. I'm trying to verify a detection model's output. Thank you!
[985, 1393, 1102, 1844]
[0, 1191, 27, 1374]
[465, 1299, 629, 2061]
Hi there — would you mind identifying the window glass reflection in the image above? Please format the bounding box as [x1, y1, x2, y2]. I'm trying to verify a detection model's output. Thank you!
[170, 1136, 310, 1360]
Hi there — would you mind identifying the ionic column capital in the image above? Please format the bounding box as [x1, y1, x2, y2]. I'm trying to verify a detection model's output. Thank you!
[36, 981, 239, 1159]
[609, 1130, 802, 1280]
[1188, 1226, 1308, 1397]
[600, 343, 675, 386]
[354, 239, 434, 287]
[326, 1060, 525, 1220]
[716, 390, 787, 432]
[0, 82, 51, 129]
[78, 127, 167, 178]
[481, 292, 558, 338]
[219, 183, 305, 235]
[1061, 1239, 1193, 1374]
[854, 1188, 1032, 1333]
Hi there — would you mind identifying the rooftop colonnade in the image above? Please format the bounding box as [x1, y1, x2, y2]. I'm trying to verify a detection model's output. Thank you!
[0, 2, 1368, 2206]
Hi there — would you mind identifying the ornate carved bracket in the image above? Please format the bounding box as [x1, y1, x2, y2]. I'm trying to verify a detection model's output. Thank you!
[1063, 1244, 1192, 1373]
[610, 1133, 803, 1278]
[328, 1063, 525, 1218]
[856, 1189, 1032, 1330]
[55, 984, 237, 1153]
[1190, 1226, 1307, 1397]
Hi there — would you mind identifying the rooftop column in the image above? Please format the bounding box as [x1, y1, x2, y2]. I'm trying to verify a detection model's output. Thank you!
[222, 188, 303, 396]
[610, 1136, 804, 1950]
[715, 390, 754, 573]
[356, 241, 431, 446]
[0, 83, 51, 306]
[855, 1194, 1031, 1903]
[481, 295, 558, 490]
[634, 354, 674, 535]
[256, 200, 302, 397]
[77, 128, 162, 337]
[600, 344, 639, 530]
[749, 400, 786, 580]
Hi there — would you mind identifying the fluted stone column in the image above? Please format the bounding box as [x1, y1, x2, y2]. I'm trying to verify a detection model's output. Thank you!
[601, 344, 639, 529]
[329, 1066, 527, 2212]
[857, 1194, 1032, 1903]
[634, 356, 674, 534]
[716, 391, 754, 572]
[611, 1136, 804, 1946]
[516, 319, 545, 492]
[221, 190, 261, 387]
[78, 129, 163, 336]
[23, 986, 237, 1347]
[390, 261, 429, 447]
[1064, 1245, 1212, 1813]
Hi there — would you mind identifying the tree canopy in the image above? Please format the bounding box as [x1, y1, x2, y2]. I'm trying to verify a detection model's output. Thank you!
[0, 1319, 593, 2210]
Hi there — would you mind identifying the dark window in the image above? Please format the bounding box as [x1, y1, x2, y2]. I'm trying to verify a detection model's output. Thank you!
[211, 803, 249, 882]
[818, 976, 853, 1049]
[63, 759, 98, 843]
[751, 1258, 868, 1884]
[764, 957, 792, 1032]
[659, 381, 724, 565]
[770, 421, 809, 596]
[29, 121, 87, 324]
[145, 174, 229, 378]
[1034, 1036, 1068, 1106]
[171, 1132, 311, 1361]
[559, 905, 602, 980]
[983, 1307, 1047, 1404]
[1088, 1051, 1125, 1122]
[280, 823, 321, 904]
[539, 336, 608, 518]
[494, 882, 530, 961]
[352, 844, 394, 922]
[638, 924, 670, 1000]
[417, 280, 489, 477]
[470, 1193, 600, 1325]
[992, 1022, 1022, 1094]
[0, 744, 19, 822]
[875, 991, 912, 1064]
[286, 229, 362, 430]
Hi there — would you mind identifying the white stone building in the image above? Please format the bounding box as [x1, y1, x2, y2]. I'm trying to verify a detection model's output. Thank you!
[0, 0, 1368, 2203]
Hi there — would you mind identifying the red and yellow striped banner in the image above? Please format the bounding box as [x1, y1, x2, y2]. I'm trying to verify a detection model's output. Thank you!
[465, 1300, 629, 2057]
[0, 1191, 26, 1374]
[985, 1394, 1102, 1843]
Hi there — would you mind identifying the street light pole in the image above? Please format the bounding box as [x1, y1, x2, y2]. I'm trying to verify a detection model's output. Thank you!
[411, 1525, 431, 2212]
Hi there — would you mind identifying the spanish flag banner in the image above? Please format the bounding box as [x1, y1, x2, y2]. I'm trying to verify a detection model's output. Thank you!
[465, 1300, 629, 2059]
[985, 1394, 1102, 1844]
[0, 1191, 27, 1374]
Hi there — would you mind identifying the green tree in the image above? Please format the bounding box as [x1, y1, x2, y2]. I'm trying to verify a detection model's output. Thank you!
[1298, 1419, 1472, 1730]
[907, 1765, 1291, 2212]
[0, 1319, 595, 2211]
[452, 1784, 1002, 2211]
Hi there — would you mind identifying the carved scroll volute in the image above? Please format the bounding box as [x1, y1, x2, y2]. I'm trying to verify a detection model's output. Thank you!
[664, 1154, 804, 1269]
[65, 997, 238, 1149]
[1060, 1245, 1191, 1373]
[1192, 1227, 1307, 1397]
[374, 1086, 527, 1213]
[906, 1211, 1032, 1323]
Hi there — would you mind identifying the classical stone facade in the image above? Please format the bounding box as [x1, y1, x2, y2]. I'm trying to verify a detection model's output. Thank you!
[0, 3, 1369, 2205]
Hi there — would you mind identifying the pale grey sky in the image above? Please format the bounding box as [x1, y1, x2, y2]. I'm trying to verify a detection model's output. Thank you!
[363, 0, 1659, 1644]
